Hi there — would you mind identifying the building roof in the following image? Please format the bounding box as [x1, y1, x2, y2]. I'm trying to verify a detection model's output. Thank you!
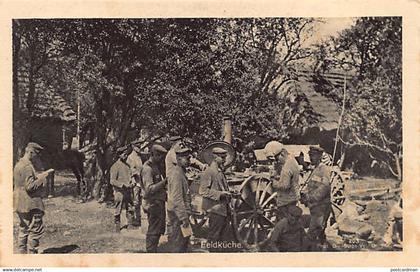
[298, 80, 340, 131]
[275, 70, 353, 131]
[16, 67, 76, 122]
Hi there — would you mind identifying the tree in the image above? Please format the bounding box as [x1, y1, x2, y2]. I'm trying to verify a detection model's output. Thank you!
[140, 18, 318, 146]
[13, 18, 321, 198]
[314, 17, 402, 180]
[13, 19, 70, 162]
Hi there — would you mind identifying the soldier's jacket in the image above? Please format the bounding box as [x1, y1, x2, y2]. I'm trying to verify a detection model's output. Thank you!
[306, 164, 331, 207]
[272, 155, 300, 207]
[110, 159, 132, 188]
[126, 151, 143, 183]
[167, 165, 191, 221]
[271, 217, 306, 252]
[13, 158, 45, 213]
[199, 161, 229, 217]
[165, 142, 182, 177]
[141, 159, 167, 207]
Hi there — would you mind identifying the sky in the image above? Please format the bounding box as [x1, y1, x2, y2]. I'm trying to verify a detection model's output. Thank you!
[306, 17, 356, 46]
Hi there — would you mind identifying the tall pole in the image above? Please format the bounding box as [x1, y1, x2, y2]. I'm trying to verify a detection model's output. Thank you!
[332, 75, 347, 164]
[77, 88, 80, 150]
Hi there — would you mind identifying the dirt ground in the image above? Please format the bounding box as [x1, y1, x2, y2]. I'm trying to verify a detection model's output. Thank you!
[13, 171, 401, 253]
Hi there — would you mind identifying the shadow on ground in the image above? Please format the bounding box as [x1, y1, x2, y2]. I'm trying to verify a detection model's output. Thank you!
[42, 244, 80, 254]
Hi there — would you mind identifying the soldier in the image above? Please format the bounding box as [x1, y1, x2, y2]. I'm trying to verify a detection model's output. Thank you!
[301, 146, 332, 250]
[165, 136, 183, 177]
[167, 146, 193, 252]
[126, 143, 143, 227]
[81, 149, 96, 202]
[199, 147, 232, 252]
[110, 145, 135, 232]
[142, 144, 168, 253]
[13, 142, 54, 254]
[165, 136, 206, 178]
[264, 141, 300, 220]
[264, 206, 307, 252]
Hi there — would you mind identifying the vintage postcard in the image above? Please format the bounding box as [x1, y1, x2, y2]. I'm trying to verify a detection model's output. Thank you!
[0, 0, 419, 268]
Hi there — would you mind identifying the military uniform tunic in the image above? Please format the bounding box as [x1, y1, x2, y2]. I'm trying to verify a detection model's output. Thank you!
[126, 150, 143, 225]
[167, 165, 192, 252]
[269, 217, 307, 252]
[141, 159, 167, 252]
[305, 163, 331, 246]
[199, 161, 231, 251]
[272, 155, 301, 218]
[13, 157, 46, 254]
[110, 159, 134, 225]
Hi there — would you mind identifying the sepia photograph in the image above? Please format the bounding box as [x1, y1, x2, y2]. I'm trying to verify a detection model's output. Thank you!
[9, 17, 404, 255]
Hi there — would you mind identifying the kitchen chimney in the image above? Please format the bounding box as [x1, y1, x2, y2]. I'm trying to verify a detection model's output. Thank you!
[222, 115, 232, 144]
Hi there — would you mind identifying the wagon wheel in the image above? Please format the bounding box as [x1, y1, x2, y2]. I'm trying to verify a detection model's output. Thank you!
[330, 170, 346, 206]
[231, 175, 277, 251]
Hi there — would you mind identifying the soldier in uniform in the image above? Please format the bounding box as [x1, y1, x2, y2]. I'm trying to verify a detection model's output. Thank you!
[264, 141, 300, 220]
[81, 149, 96, 202]
[165, 136, 206, 178]
[110, 145, 135, 232]
[141, 144, 168, 253]
[264, 206, 307, 252]
[126, 143, 143, 227]
[301, 146, 332, 250]
[167, 146, 193, 252]
[165, 136, 183, 177]
[13, 142, 54, 254]
[199, 147, 232, 252]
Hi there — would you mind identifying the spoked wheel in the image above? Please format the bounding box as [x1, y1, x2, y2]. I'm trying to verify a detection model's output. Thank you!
[231, 175, 277, 251]
[329, 169, 346, 222]
[330, 170, 346, 206]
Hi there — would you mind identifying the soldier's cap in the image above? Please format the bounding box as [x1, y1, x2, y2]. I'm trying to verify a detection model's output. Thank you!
[27, 142, 44, 152]
[212, 147, 228, 155]
[169, 135, 182, 142]
[151, 144, 168, 154]
[288, 205, 303, 217]
[175, 146, 192, 156]
[264, 140, 283, 158]
[309, 146, 324, 154]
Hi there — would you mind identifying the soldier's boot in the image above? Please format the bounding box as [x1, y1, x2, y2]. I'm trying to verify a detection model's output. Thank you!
[28, 238, 40, 254]
[146, 235, 160, 253]
[17, 235, 28, 254]
[114, 215, 121, 233]
[127, 210, 135, 226]
[133, 206, 141, 227]
[76, 180, 81, 196]
[126, 210, 137, 230]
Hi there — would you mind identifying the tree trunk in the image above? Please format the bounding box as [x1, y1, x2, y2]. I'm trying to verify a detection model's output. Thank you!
[394, 154, 402, 182]
[92, 157, 103, 200]
[12, 20, 21, 110]
[27, 47, 36, 113]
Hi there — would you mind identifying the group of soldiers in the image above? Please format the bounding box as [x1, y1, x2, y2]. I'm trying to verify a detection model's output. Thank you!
[109, 135, 237, 253]
[260, 141, 332, 251]
[13, 136, 333, 253]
